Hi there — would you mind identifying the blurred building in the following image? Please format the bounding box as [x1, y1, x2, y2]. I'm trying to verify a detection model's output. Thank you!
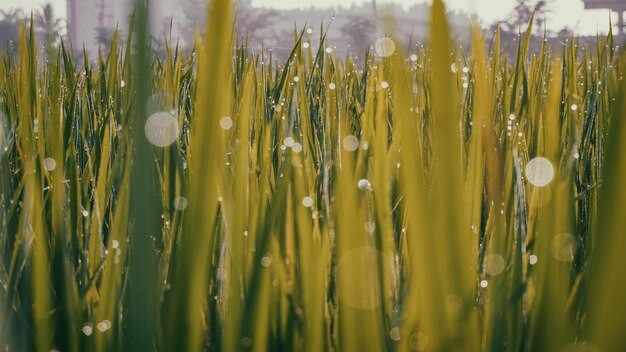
[65, 0, 468, 59]
[67, 0, 233, 56]
[583, 0, 625, 35]
[67, 0, 131, 55]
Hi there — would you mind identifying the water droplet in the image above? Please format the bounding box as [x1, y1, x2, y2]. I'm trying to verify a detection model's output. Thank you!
[374, 37, 396, 58]
[241, 336, 253, 347]
[325, 47, 333, 54]
[306, 27, 313, 34]
[43, 157, 57, 171]
[410, 54, 418, 62]
[120, 80, 125, 88]
[292, 143, 303, 153]
[509, 113, 516, 121]
[145, 112, 179, 147]
[219, 116, 233, 130]
[445, 294, 464, 318]
[261, 256, 272, 267]
[357, 179, 371, 191]
[381, 81, 390, 89]
[551, 233, 576, 262]
[390, 327, 401, 341]
[302, 42, 310, 49]
[284, 137, 295, 147]
[410, 332, 428, 351]
[480, 280, 489, 288]
[293, 76, 300, 82]
[450, 63, 457, 73]
[215, 268, 227, 280]
[529, 254, 538, 265]
[97, 320, 111, 332]
[82, 209, 89, 217]
[112, 240, 120, 249]
[174, 196, 188, 211]
[525, 157, 555, 187]
[342, 135, 359, 152]
[462, 66, 470, 73]
[571, 104, 579, 111]
[328, 82, 336, 90]
[484, 253, 505, 276]
[82, 323, 93, 336]
[302, 196, 313, 207]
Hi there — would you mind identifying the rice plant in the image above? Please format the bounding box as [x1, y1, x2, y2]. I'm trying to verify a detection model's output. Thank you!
[1, 0, 625, 351]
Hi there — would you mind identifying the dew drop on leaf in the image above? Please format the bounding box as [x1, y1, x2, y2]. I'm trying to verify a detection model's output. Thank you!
[525, 157, 554, 187]
[219, 116, 233, 130]
[374, 37, 396, 58]
[43, 157, 57, 171]
[342, 135, 359, 152]
[145, 112, 179, 147]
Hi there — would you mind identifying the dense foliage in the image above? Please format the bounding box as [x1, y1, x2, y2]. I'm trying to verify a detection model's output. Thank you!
[1, 0, 625, 350]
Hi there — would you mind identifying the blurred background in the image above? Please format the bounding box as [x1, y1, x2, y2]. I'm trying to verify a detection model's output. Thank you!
[0, 0, 624, 59]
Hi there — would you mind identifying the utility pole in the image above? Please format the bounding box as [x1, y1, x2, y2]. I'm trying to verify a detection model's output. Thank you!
[66, 0, 76, 41]
[372, 0, 379, 45]
[372, 0, 377, 20]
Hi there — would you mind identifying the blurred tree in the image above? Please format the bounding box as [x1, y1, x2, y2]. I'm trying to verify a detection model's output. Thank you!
[339, 16, 375, 55]
[35, 3, 65, 61]
[0, 8, 24, 50]
[179, 0, 208, 47]
[556, 26, 574, 38]
[504, 0, 553, 32]
[532, 0, 551, 29]
[94, 26, 116, 54]
[236, 7, 285, 45]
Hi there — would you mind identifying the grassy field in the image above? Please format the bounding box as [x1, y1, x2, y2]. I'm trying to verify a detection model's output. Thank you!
[1, 0, 626, 350]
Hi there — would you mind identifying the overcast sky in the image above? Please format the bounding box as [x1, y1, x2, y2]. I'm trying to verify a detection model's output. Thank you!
[0, 0, 616, 35]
